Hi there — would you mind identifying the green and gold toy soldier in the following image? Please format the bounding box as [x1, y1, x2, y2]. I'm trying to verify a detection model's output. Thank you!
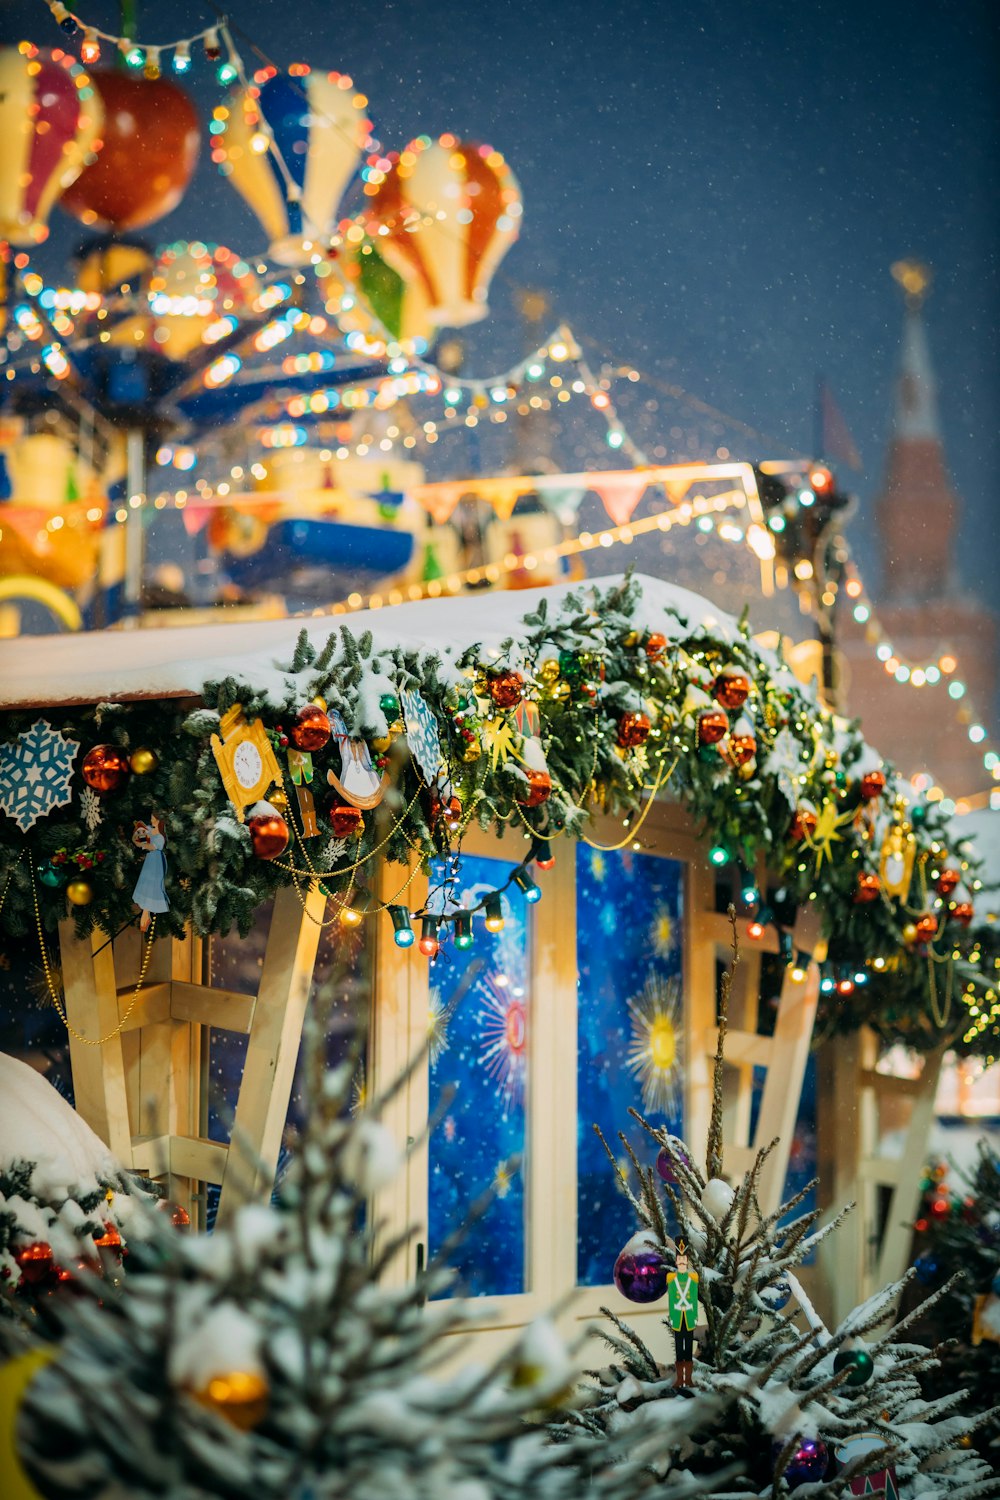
[666, 1242, 699, 1389]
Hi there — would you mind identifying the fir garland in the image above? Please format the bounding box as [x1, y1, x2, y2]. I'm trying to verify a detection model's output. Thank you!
[0, 576, 992, 1057]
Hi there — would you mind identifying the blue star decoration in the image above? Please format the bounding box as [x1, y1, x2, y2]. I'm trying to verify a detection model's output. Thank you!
[0, 719, 80, 832]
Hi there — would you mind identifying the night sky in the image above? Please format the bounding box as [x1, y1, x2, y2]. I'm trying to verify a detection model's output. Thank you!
[5, 0, 998, 597]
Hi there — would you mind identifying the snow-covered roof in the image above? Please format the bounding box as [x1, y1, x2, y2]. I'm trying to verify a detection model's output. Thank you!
[0, 575, 735, 709]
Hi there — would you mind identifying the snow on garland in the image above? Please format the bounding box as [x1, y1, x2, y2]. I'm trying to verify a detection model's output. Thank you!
[0, 574, 991, 1058]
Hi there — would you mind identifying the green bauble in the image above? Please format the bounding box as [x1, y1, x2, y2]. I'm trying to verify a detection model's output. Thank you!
[379, 693, 401, 718]
[38, 861, 66, 889]
[558, 649, 584, 685]
[833, 1347, 874, 1387]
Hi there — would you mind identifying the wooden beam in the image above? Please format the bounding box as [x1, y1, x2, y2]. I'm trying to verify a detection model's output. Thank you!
[706, 910, 780, 955]
[876, 1048, 945, 1290]
[170, 980, 255, 1034]
[215, 881, 326, 1226]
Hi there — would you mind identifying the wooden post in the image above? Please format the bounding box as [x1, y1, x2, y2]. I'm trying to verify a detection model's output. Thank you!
[59, 917, 133, 1165]
[215, 882, 326, 1226]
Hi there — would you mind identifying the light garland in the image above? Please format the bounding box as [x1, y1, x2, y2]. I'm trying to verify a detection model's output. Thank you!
[41, 0, 239, 81]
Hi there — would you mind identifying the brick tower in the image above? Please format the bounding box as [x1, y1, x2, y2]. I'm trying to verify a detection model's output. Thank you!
[840, 264, 997, 800]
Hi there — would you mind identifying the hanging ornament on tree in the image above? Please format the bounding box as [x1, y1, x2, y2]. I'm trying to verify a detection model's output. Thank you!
[914, 912, 939, 945]
[833, 1341, 875, 1387]
[951, 899, 974, 927]
[935, 866, 960, 897]
[878, 821, 916, 900]
[327, 711, 388, 809]
[612, 1231, 668, 1303]
[128, 747, 158, 776]
[645, 632, 667, 662]
[859, 768, 886, 802]
[330, 803, 364, 840]
[760, 1277, 792, 1313]
[516, 769, 552, 808]
[655, 1142, 689, 1184]
[789, 805, 818, 842]
[854, 871, 881, 904]
[79, 785, 103, 833]
[617, 711, 651, 749]
[37, 860, 66, 889]
[0, 720, 80, 833]
[247, 801, 289, 861]
[286, 749, 320, 839]
[697, 708, 729, 747]
[774, 1437, 829, 1487]
[131, 814, 169, 933]
[712, 666, 750, 710]
[82, 744, 130, 793]
[701, 1177, 735, 1224]
[65, 878, 94, 906]
[289, 704, 331, 753]
[487, 669, 524, 710]
[726, 715, 757, 767]
[211, 706, 283, 823]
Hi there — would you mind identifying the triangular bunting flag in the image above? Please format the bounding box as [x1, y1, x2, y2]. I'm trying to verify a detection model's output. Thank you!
[413, 482, 466, 525]
[589, 472, 648, 527]
[533, 481, 588, 526]
[482, 479, 532, 522]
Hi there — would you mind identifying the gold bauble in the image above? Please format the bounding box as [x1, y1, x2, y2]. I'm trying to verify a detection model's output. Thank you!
[192, 1371, 269, 1431]
[371, 734, 392, 754]
[537, 658, 561, 688]
[269, 788, 289, 813]
[551, 681, 571, 703]
[66, 879, 94, 906]
[311, 695, 327, 711]
[129, 747, 159, 775]
[736, 759, 757, 782]
[462, 739, 482, 763]
[902, 922, 917, 945]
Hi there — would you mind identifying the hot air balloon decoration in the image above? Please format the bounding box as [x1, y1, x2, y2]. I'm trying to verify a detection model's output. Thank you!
[58, 69, 199, 232]
[0, 44, 103, 246]
[337, 238, 434, 347]
[362, 134, 522, 330]
[213, 64, 373, 265]
[146, 241, 260, 359]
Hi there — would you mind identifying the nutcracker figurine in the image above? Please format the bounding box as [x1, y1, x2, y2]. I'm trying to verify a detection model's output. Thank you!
[666, 1242, 699, 1389]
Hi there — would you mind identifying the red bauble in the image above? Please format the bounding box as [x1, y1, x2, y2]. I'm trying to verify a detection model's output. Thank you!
[935, 867, 960, 897]
[430, 793, 463, 830]
[930, 1196, 950, 1220]
[859, 768, 887, 802]
[644, 632, 667, 662]
[516, 769, 552, 807]
[727, 721, 757, 766]
[330, 803, 364, 840]
[157, 1199, 191, 1229]
[488, 669, 524, 710]
[712, 667, 750, 711]
[697, 708, 730, 746]
[855, 871, 881, 904]
[950, 900, 974, 928]
[93, 1222, 123, 1261]
[789, 806, 818, 841]
[290, 703, 331, 752]
[617, 711, 651, 749]
[15, 1241, 54, 1285]
[59, 72, 200, 231]
[914, 912, 939, 944]
[247, 802, 289, 860]
[82, 743, 130, 793]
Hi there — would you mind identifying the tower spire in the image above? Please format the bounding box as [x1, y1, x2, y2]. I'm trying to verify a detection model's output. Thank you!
[876, 262, 958, 601]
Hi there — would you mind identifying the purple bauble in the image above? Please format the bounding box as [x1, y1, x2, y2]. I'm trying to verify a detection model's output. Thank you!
[613, 1237, 668, 1303]
[773, 1436, 829, 1487]
[655, 1144, 689, 1184]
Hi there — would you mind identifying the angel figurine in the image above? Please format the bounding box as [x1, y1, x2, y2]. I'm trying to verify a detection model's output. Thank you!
[132, 814, 169, 933]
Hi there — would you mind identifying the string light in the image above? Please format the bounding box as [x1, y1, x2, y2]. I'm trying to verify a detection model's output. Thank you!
[40, 3, 241, 81]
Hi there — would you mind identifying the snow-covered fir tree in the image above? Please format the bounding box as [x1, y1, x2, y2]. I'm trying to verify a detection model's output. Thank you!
[553, 918, 1000, 1498]
[1, 1015, 730, 1500]
[1, 1052, 151, 1315]
[906, 1140, 1000, 1475]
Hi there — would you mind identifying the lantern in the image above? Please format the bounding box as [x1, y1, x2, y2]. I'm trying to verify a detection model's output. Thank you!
[59, 70, 199, 231]
[0, 46, 103, 245]
[214, 67, 372, 265]
[364, 134, 522, 329]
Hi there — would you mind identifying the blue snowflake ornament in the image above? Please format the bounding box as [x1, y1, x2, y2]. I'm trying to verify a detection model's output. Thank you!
[401, 688, 444, 783]
[0, 719, 80, 832]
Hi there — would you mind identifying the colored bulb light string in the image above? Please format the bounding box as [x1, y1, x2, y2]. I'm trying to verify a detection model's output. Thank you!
[40, 0, 239, 74]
